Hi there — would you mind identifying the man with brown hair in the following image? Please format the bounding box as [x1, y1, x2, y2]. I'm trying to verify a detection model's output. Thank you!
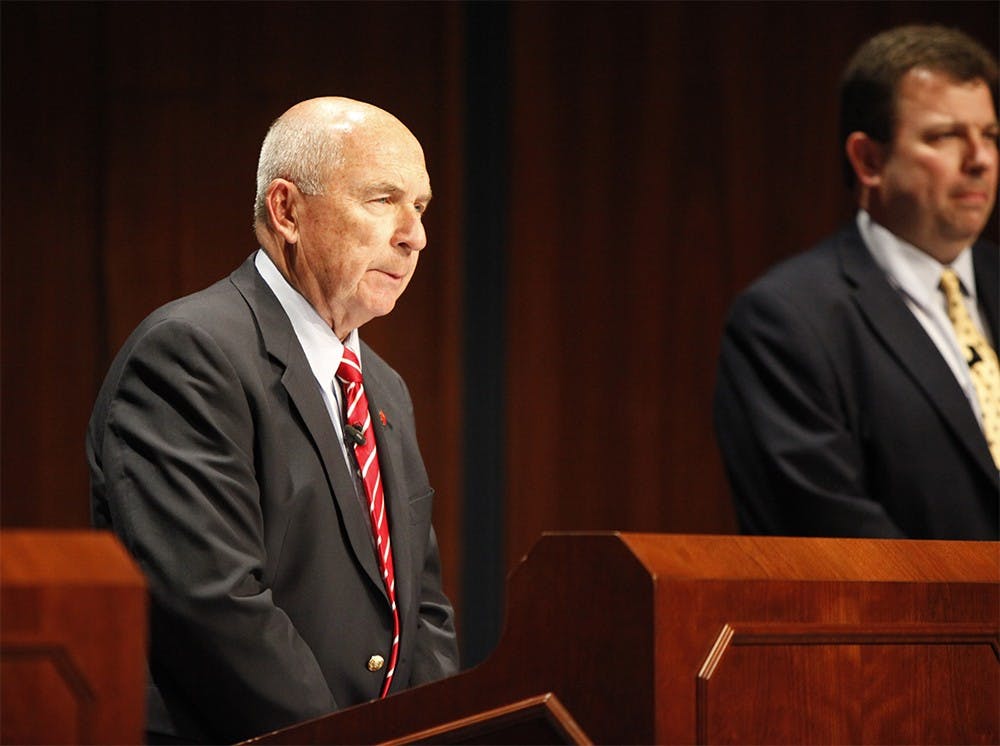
[714, 26, 998, 539]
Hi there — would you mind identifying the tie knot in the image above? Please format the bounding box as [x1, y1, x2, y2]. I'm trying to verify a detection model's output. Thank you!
[940, 268, 963, 302]
[337, 348, 363, 385]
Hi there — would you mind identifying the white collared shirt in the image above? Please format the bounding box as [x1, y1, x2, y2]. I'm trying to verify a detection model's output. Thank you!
[858, 210, 989, 424]
[255, 249, 361, 469]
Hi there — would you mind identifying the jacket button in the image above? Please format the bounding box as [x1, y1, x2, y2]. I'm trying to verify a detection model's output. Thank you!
[367, 655, 385, 672]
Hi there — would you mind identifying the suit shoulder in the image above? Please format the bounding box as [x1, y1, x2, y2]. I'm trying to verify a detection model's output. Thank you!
[97, 271, 262, 401]
[729, 228, 851, 321]
[128, 255, 259, 336]
[150, 275, 251, 328]
[123, 275, 255, 351]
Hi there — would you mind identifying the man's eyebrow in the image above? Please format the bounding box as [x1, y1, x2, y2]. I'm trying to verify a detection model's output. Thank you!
[363, 182, 433, 202]
[362, 181, 402, 196]
[921, 117, 989, 129]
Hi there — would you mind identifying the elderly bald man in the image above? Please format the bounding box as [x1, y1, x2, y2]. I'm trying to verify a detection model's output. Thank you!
[88, 98, 459, 744]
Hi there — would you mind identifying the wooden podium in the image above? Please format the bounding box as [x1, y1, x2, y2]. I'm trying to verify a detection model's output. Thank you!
[1, 531, 148, 745]
[246, 533, 999, 745]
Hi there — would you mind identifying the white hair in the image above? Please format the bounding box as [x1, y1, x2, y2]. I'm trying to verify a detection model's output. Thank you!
[253, 114, 344, 226]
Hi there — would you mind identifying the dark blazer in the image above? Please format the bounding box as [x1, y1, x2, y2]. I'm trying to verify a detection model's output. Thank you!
[87, 254, 459, 744]
[714, 223, 999, 539]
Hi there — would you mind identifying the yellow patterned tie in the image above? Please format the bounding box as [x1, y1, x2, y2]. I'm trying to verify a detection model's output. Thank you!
[940, 269, 1000, 470]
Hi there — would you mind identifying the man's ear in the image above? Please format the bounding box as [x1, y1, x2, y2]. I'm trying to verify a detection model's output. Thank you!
[266, 179, 301, 244]
[845, 132, 887, 188]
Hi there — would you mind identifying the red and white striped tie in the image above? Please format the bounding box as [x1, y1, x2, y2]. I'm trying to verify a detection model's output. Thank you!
[336, 348, 400, 697]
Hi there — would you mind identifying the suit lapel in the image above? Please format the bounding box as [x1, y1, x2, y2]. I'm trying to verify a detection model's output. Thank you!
[973, 241, 999, 349]
[229, 256, 385, 595]
[358, 346, 416, 627]
[839, 230, 999, 485]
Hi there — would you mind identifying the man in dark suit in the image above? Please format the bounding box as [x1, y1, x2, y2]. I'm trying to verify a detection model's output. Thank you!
[714, 26, 999, 539]
[88, 97, 459, 743]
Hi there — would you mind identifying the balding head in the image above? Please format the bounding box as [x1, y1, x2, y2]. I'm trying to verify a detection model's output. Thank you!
[253, 97, 418, 229]
[251, 97, 431, 337]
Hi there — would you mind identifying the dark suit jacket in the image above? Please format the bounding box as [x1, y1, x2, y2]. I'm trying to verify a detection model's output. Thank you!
[87, 254, 459, 743]
[714, 223, 999, 539]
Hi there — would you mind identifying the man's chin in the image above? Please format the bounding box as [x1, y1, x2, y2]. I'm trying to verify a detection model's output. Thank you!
[941, 208, 994, 239]
[365, 297, 400, 322]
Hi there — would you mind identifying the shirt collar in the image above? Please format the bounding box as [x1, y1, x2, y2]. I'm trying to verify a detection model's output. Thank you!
[857, 209, 977, 306]
[254, 249, 361, 383]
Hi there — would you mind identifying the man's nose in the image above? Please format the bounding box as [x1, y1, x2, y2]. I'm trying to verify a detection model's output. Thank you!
[965, 131, 998, 174]
[393, 208, 427, 252]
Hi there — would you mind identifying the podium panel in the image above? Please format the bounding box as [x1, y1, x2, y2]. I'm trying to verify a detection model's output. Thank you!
[1, 531, 147, 745]
[697, 624, 999, 743]
[242, 533, 998, 745]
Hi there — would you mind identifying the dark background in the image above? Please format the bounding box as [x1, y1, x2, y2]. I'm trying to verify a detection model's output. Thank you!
[3, 0, 997, 667]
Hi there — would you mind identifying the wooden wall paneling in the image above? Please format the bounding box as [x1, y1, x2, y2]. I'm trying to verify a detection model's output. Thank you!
[636, 2, 741, 536]
[710, 2, 856, 294]
[100, 3, 296, 352]
[1, 3, 105, 527]
[505, 2, 573, 569]
[506, 2, 744, 569]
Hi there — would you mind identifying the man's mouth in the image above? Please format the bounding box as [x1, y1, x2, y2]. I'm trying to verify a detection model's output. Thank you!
[952, 189, 992, 206]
